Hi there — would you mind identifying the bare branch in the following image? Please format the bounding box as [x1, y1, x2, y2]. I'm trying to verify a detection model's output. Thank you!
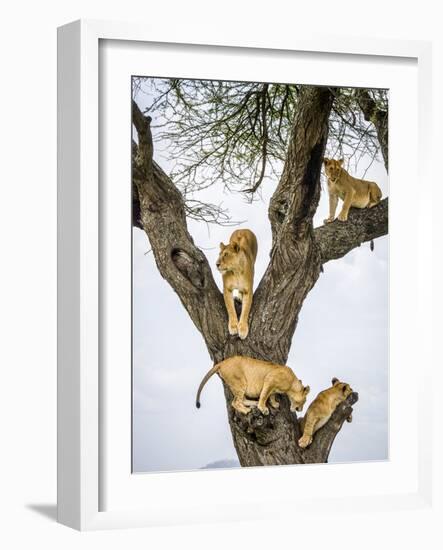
[315, 198, 388, 264]
[132, 100, 227, 356]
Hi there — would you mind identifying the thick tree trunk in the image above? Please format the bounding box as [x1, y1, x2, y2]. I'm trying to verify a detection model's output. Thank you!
[131, 87, 381, 467]
[215, 87, 339, 464]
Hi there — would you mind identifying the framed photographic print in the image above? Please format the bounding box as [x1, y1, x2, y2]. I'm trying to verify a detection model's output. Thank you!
[57, 20, 433, 530]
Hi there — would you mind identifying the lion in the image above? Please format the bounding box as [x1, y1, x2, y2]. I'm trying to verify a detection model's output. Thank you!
[298, 377, 354, 448]
[323, 158, 382, 223]
[196, 355, 310, 416]
[216, 229, 258, 340]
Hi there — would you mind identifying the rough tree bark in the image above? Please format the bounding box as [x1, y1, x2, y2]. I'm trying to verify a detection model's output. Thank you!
[132, 86, 387, 466]
[355, 89, 389, 172]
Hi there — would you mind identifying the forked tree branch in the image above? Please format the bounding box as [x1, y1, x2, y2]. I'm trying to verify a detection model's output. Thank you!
[132, 92, 367, 467]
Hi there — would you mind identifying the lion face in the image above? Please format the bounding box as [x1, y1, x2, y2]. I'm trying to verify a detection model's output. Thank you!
[216, 242, 242, 274]
[324, 158, 343, 181]
[290, 384, 310, 412]
[331, 377, 353, 399]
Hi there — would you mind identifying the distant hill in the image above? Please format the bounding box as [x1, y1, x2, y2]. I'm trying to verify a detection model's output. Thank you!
[200, 458, 240, 470]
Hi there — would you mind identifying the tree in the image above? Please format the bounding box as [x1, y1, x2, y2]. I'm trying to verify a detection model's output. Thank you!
[132, 81, 388, 467]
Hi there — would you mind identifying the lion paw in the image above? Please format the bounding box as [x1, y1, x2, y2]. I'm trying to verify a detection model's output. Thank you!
[323, 217, 334, 224]
[237, 322, 249, 340]
[228, 322, 238, 335]
[337, 213, 348, 222]
[258, 405, 269, 416]
[233, 403, 250, 415]
[298, 436, 312, 449]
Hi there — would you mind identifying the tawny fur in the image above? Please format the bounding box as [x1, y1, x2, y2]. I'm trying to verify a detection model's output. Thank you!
[323, 158, 382, 223]
[216, 229, 258, 340]
[196, 355, 310, 416]
[298, 377, 354, 448]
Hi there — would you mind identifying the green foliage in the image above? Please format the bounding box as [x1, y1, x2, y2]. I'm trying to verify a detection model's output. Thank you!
[133, 77, 387, 223]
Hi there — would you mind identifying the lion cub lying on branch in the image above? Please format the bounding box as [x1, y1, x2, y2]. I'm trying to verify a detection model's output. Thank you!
[323, 158, 382, 223]
[216, 229, 257, 340]
[196, 355, 310, 416]
[298, 378, 354, 448]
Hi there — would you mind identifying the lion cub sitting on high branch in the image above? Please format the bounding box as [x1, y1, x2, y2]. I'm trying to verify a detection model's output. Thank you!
[216, 229, 258, 340]
[196, 355, 310, 416]
[298, 378, 354, 448]
[323, 158, 382, 223]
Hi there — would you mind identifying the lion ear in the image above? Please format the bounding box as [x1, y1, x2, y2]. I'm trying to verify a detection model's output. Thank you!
[233, 243, 240, 253]
[338, 158, 344, 166]
[331, 377, 340, 386]
[219, 242, 226, 251]
[304, 385, 310, 395]
[323, 157, 329, 165]
[342, 384, 349, 394]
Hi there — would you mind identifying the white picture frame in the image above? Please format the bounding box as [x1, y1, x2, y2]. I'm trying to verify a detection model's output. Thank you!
[57, 19, 433, 531]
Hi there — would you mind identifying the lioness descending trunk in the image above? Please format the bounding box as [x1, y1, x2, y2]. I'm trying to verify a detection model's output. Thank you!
[196, 355, 310, 416]
[298, 378, 355, 448]
[216, 229, 257, 340]
[323, 158, 382, 223]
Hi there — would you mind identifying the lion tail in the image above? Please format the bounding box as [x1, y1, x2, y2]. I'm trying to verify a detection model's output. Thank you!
[196, 362, 223, 409]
